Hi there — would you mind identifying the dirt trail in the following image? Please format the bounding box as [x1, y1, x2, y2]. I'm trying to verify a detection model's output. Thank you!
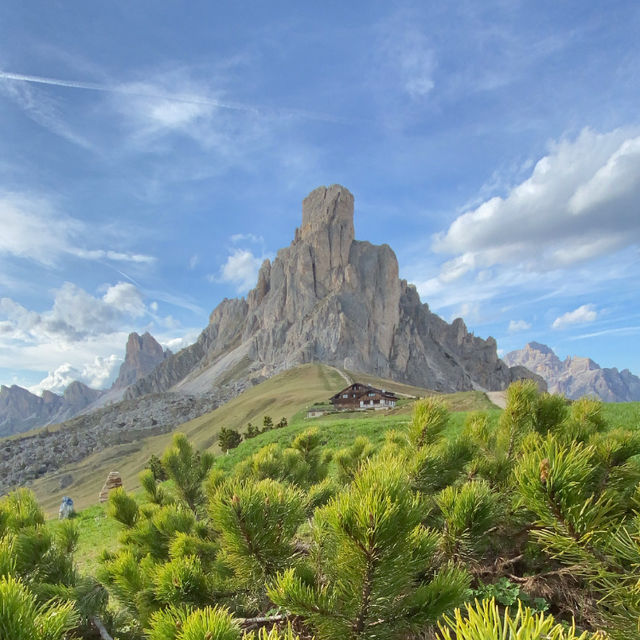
[329, 366, 353, 386]
[486, 390, 507, 409]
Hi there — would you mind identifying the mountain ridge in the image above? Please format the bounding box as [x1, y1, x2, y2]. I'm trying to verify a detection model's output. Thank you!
[504, 342, 640, 401]
[0, 331, 170, 437]
[126, 185, 542, 398]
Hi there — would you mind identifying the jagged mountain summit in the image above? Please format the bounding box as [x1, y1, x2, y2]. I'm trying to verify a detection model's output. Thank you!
[504, 342, 640, 402]
[0, 381, 102, 438]
[0, 331, 170, 438]
[127, 185, 538, 397]
[112, 332, 171, 390]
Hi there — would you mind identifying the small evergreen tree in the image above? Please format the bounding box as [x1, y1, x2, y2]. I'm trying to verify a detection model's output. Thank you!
[245, 423, 260, 439]
[268, 456, 470, 639]
[334, 436, 376, 484]
[0, 575, 78, 640]
[148, 453, 168, 481]
[163, 433, 215, 511]
[219, 428, 243, 454]
[276, 417, 288, 429]
[262, 415, 273, 431]
[0, 488, 107, 637]
[210, 479, 307, 596]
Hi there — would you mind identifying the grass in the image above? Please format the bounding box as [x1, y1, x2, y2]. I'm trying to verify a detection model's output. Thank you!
[601, 402, 640, 430]
[48, 504, 120, 576]
[32, 364, 497, 516]
[59, 394, 638, 573]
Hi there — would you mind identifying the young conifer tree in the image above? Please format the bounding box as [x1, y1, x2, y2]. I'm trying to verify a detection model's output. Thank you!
[0, 488, 107, 638]
[163, 432, 215, 511]
[268, 455, 470, 639]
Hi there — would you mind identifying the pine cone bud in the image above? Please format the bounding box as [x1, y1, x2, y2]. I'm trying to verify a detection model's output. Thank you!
[539, 458, 550, 485]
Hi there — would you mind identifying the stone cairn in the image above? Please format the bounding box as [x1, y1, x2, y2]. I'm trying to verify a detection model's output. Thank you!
[98, 471, 123, 503]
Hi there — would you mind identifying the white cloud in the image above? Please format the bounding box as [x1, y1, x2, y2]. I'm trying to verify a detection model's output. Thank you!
[508, 319, 531, 333]
[0, 192, 79, 265]
[189, 254, 199, 269]
[211, 248, 265, 293]
[108, 70, 272, 157]
[231, 233, 262, 244]
[568, 325, 640, 340]
[0, 76, 93, 149]
[451, 302, 481, 323]
[434, 128, 640, 275]
[29, 354, 122, 394]
[0, 281, 147, 343]
[381, 27, 436, 99]
[552, 304, 597, 330]
[0, 191, 155, 266]
[161, 329, 201, 353]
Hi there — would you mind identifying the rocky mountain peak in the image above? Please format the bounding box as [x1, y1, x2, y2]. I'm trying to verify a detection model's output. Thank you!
[527, 341, 556, 356]
[112, 331, 169, 391]
[63, 381, 101, 406]
[126, 185, 538, 398]
[505, 342, 640, 402]
[297, 185, 355, 267]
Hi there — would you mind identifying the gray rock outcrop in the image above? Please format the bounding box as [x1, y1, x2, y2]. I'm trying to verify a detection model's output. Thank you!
[112, 332, 170, 390]
[127, 185, 535, 396]
[0, 382, 103, 438]
[504, 342, 640, 401]
[0, 331, 170, 438]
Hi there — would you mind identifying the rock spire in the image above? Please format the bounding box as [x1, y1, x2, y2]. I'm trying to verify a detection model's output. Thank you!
[126, 185, 535, 397]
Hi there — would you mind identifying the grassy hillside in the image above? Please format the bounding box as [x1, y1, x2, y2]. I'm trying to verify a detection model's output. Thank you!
[50, 393, 639, 576]
[33, 364, 493, 515]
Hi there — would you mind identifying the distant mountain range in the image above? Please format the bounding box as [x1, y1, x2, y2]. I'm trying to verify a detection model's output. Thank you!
[0, 332, 170, 438]
[504, 342, 640, 402]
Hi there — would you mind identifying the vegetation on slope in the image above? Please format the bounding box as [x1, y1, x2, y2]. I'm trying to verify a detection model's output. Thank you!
[3, 381, 639, 639]
[26, 364, 492, 515]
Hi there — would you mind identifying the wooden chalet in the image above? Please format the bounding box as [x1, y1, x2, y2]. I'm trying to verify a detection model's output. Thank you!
[330, 383, 398, 411]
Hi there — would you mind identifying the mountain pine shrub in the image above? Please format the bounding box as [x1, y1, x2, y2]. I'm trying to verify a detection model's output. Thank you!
[268, 455, 470, 639]
[0, 574, 78, 640]
[437, 598, 602, 639]
[163, 433, 215, 511]
[210, 479, 307, 595]
[334, 435, 376, 483]
[436, 480, 499, 562]
[0, 488, 108, 637]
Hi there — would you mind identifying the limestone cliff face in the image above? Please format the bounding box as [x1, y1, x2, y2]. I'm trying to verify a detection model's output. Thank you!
[112, 332, 170, 391]
[505, 342, 640, 401]
[0, 381, 103, 438]
[127, 185, 532, 397]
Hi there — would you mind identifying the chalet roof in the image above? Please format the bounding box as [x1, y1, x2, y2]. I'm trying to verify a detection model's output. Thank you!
[330, 382, 398, 401]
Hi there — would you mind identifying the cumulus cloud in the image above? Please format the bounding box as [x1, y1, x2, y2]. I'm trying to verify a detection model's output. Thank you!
[161, 329, 201, 353]
[434, 128, 640, 276]
[0, 191, 155, 266]
[0, 281, 147, 343]
[212, 248, 266, 293]
[552, 304, 598, 330]
[508, 319, 532, 333]
[29, 355, 122, 394]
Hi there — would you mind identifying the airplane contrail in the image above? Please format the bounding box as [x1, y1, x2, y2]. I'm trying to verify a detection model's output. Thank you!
[0, 70, 351, 124]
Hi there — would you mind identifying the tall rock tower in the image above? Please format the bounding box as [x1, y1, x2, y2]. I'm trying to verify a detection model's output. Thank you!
[126, 185, 535, 397]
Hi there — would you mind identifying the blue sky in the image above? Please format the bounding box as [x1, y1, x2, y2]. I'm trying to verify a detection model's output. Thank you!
[1, 1, 639, 393]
